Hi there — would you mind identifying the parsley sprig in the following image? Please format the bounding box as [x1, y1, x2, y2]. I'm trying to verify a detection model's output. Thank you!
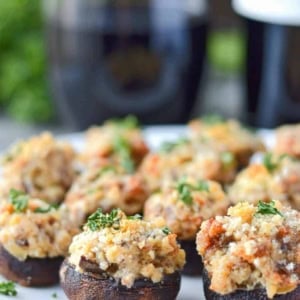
[34, 203, 59, 214]
[109, 115, 139, 129]
[221, 151, 235, 168]
[86, 209, 121, 231]
[263, 153, 289, 172]
[176, 179, 209, 205]
[113, 136, 135, 173]
[0, 281, 17, 296]
[97, 166, 116, 178]
[162, 227, 171, 235]
[9, 189, 28, 213]
[9, 189, 59, 214]
[201, 114, 225, 125]
[255, 200, 283, 217]
[160, 138, 189, 153]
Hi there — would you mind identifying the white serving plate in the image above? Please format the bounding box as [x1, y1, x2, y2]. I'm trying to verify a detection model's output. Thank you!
[0, 126, 274, 300]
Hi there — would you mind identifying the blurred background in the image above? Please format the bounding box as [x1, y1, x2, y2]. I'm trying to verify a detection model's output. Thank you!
[0, 0, 299, 145]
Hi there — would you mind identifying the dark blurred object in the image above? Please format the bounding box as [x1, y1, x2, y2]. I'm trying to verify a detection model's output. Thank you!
[44, 0, 208, 129]
[245, 19, 264, 124]
[233, 0, 300, 128]
[0, 0, 53, 123]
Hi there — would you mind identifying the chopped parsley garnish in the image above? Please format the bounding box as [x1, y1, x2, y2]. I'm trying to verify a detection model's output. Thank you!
[221, 151, 235, 168]
[109, 115, 139, 129]
[127, 214, 142, 220]
[255, 200, 283, 217]
[176, 179, 210, 205]
[0, 281, 17, 296]
[97, 166, 116, 177]
[162, 227, 171, 235]
[86, 209, 121, 231]
[34, 203, 59, 214]
[113, 136, 135, 173]
[160, 138, 189, 153]
[9, 189, 28, 213]
[196, 180, 209, 192]
[52, 292, 58, 298]
[263, 153, 288, 172]
[201, 114, 225, 125]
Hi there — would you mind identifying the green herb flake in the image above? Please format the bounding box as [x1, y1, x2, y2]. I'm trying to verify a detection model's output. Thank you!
[255, 200, 283, 217]
[0, 281, 17, 296]
[52, 292, 58, 298]
[196, 180, 209, 192]
[127, 214, 142, 220]
[9, 189, 28, 213]
[221, 151, 235, 167]
[97, 166, 116, 177]
[162, 227, 171, 235]
[34, 203, 59, 214]
[86, 208, 121, 231]
[160, 138, 189, 153]
[263, 153, 289, 173]
[176, 181, 193, 205]
[109, 115, 139, 129]
[263, 153, 278, 172]
[176, 179, 210, 205]
[201, 114, 225, 125]
[113, 136, 135, 173]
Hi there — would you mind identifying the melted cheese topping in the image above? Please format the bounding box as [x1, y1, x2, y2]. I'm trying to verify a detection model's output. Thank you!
[0, 132, 75, 204]
[68, 211, 185, 288]
[0, 199, 79, 261]
[197, 201, 300, 298]
[144, 179, 229, 240]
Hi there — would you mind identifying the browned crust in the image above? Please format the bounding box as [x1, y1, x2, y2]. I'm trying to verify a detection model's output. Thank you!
[236, 149, 255, 169]
[60, 259, 181, 300]
[0, 244, 63, 286]
[179, 239, 203, 276]
[203, 268, 300, 300]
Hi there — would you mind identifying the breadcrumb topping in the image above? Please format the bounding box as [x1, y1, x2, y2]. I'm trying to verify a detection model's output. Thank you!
[229, 155, 300, 210]
[68, 210, 185, 288]
[0, 132, 75, 204]
[0, 198, 79, 260]
[65, 166, 148, 225]
[197, 201, 300, 298]
[144, 178, 229, 240]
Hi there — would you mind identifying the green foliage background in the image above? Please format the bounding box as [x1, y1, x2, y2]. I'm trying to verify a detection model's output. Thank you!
[0, 0, 53, 123]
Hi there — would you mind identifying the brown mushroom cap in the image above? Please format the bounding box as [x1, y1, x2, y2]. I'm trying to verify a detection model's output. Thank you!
[0, 244, 63, 286]
[179, 239, 203, 276]
[60, 259, 181, 300]
[203, 268, 300, 300]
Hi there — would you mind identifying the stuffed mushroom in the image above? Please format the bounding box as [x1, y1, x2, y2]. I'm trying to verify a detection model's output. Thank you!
[144, 177, 229, 275]
[0, 190, 79, 286]
[80, 116, 149, 172]
[229, 153, 300, 210]
[188, 115, 264, 167]
[65, 164, 149, 226]
[197, 201, 300, 299]
[0, 132, 75, 205]
[60, 209, 185, 300]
